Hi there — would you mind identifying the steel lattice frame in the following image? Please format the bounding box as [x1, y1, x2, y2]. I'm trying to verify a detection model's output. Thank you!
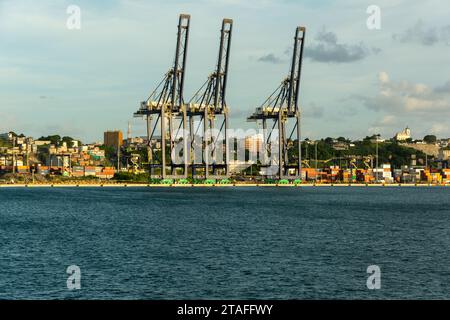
[134, 14, 190, 179]
[247, 26, 306, 179]
[188, 19, 233, 179]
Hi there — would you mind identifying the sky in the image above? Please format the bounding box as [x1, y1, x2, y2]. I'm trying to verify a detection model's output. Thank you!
[0, 0, 449, 143]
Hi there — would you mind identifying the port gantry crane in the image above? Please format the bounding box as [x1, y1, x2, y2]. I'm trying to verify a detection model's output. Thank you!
[247, 26, 306, 179]
[134, 14, 190, 179]
[188, 19, 233, 179]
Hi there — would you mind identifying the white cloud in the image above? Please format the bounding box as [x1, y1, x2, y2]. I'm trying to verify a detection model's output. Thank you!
[361, 72, 450, 114]
[380, 115, 396, 125]
[356, 72, 450, 138]
[393, 20, 450, 46]
[304, 28, 380, 63]
[302, 103, 324, 119]
[378, 72, 389, 84]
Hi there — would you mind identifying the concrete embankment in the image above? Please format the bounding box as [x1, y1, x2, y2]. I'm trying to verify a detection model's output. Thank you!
[0, 183, 449, 188]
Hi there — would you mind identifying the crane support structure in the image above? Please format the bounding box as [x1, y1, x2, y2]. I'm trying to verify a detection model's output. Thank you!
[188, 19, 233, 179]
[134, 14, 190, 179]
[247, 26, 306, 179]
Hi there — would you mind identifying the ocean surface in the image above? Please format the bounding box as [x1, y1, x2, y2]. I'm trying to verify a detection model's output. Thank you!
[0, 186, 449, 300]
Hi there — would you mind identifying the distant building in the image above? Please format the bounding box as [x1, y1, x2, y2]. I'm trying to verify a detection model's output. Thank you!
[104, 130, 123, 148]
[437, 139, 449, 148]
[245, 134, 264, 154]
[438, 149, 450, 161]
[34, 140, 51, 146]
[370, 136, 385, 143]
[126, 137, 145, 145]
[332, 141, 350, 151]
[394, 127, 411, 141]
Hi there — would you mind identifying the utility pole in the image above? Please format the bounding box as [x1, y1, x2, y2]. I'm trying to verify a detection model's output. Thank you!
[375, 134, 380, 183]
[117, 143, 121, 172]
[127, 121, 131, 141]
[315, 141, 318, 170]
[26, 141, 29, 168]
[11, 134, 16, 174]
[305, 142, 308, 165]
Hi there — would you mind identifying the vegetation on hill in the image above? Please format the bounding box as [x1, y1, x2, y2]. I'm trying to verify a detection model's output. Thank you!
[291, 136, 429, 169]
[423, 135, 437, 144]
[37, 135, 81, 146]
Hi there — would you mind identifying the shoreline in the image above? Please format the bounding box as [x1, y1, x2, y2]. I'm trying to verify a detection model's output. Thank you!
[0, 183, 449, 188]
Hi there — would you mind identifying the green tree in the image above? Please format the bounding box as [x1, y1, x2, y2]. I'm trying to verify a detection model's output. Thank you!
[423, 135, 437, 144]
[61, 136, 82, 146]
[37, 135, 61, 145]
[337, 137, 350, 143]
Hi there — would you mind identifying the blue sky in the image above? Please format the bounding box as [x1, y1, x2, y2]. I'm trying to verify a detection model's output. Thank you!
[1, 0, 449, 142]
